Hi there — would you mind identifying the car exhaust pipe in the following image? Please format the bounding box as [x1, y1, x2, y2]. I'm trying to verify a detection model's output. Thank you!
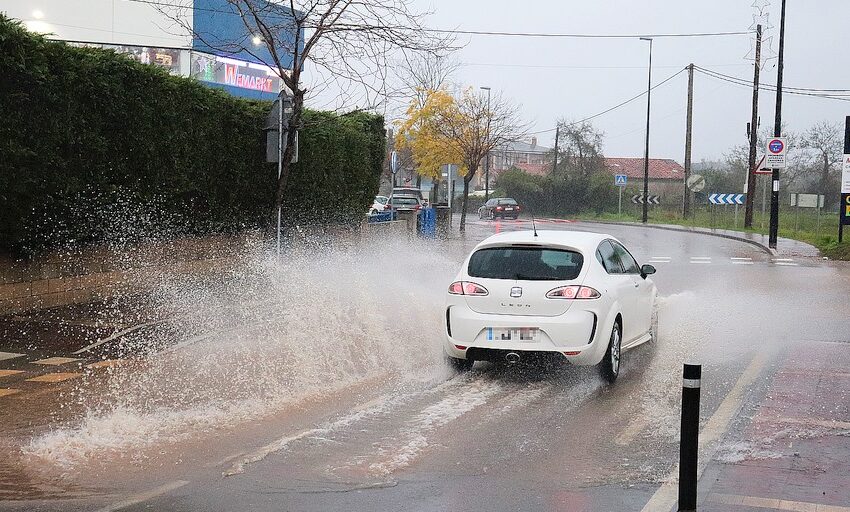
[505, 352, 521, 364]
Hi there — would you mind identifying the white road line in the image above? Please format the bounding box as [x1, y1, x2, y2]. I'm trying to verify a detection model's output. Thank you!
[774, 262, 799, 266]
[772, 258, 795, 262]
[0, 352, 25, 362]
[639, 352, 768, 512]
[731, 261, 754, 265]
[689, 260, 712, 264]
[730, 257, 752, 261]
[94, 480, 188, 512]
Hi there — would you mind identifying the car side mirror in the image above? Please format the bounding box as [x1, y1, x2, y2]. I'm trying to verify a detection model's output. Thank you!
[640, 264, 656, 279]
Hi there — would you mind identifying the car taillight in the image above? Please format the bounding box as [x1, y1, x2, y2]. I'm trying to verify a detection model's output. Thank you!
[448, 281, 489, 296]
[496, 206, 503, 211]
[546, 285, 600, 299]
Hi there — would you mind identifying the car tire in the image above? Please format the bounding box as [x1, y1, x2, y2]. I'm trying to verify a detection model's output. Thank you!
[447, 355, 474, 372]
[479, 210, 484, 219]
[599, 320, 621, 383]
[489, 210, 495, 220]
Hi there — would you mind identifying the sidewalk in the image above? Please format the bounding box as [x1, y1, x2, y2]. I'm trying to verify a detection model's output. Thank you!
[697, 341, 850, 511]
[585, 220, 822, 259]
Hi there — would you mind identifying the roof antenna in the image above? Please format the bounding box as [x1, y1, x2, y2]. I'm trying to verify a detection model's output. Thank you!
[531, 210, 538, 237]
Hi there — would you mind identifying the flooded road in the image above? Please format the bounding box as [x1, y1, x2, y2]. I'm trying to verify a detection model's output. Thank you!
[1, 220, 848, 511]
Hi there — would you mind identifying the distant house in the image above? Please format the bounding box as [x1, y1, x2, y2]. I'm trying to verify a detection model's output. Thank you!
[605, 157, 685, 200]
[512, 162, 550, 177]
[483, 137, 551, 188]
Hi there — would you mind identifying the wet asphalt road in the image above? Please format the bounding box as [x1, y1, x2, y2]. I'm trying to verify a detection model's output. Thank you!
[2, 219, 849, 512]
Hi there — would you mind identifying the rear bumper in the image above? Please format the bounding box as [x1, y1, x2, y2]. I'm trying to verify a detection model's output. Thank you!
[444, 301, 610, 366]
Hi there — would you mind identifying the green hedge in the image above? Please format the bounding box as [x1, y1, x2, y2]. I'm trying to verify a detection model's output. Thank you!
[0, 16, 384, 256]
[494, 168, 617, 216]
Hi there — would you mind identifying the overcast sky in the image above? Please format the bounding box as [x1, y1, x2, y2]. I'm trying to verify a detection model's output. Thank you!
[3, 1, 848, 163]
[411, 0, 850, 162]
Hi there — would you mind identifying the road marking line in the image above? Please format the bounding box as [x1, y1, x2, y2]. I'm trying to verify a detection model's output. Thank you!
[690, 260, 712, 264]
[616, 416, 649, 446]
[775, 417, 850, 431]
[94, 480, 189, 512]
[690, 256, 711, 259]
[33, 357, 81, 366]
[26, 372, 82, 383]
[730, 257, 753, 261]
[0, 388, 21, 397]
[775, 262, 799, 266]
[0, 370, 24, 378]
[772, 258, 795, 262]
[640, 352, 768, 512]
[732, 261, 755, 265]
[709, 492, 850, 512]
[0, 352, 25, 362]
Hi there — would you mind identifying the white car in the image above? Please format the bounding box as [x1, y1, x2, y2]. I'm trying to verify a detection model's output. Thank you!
[369, 195, 390, 214]
[444, 230, 657, 383]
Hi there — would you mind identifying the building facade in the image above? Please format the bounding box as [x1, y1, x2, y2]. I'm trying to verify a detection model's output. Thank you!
[1, 0, 301, 100]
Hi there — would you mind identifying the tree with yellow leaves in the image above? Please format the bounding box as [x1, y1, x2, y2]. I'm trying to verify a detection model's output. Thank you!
[396, 88, 526, 231]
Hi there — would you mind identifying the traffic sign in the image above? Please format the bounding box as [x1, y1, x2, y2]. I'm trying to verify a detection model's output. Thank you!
[631, 194, 660, 205]
[754, 155, 771, 175]
[614, 174, 628, 186]
[391, 150, 398, 174]
[686, 174, 705, 193]
[842, 154, 850, 194]
[765, 137, 786, 169]
[709, 193, 745, 205]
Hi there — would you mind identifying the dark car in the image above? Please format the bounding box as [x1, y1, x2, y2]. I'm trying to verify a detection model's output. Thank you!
[478, 197, 522, 220]
[389, 194, 423, 212]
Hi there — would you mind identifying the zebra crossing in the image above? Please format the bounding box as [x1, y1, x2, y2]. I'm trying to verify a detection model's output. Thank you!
[647, 256, 802, 267]
[0, 351, 124, 399]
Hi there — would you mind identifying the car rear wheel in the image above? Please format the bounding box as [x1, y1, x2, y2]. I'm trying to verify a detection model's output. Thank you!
[599, 321, 621, 383]
[447, 355, 473, 372]
[488, 210, 495, 220]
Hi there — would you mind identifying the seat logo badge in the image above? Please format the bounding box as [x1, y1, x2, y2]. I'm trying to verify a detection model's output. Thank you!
[510, 287, 522, 298]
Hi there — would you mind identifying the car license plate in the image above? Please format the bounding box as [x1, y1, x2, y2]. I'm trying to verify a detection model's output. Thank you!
[504, 207, 514, 211]
[487, 327, 539, 342]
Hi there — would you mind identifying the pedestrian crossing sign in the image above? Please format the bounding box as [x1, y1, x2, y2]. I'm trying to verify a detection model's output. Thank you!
[615, 174, 628, 186]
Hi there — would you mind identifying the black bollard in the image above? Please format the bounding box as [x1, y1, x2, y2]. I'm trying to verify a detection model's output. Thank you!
[678, 363, 701, 511]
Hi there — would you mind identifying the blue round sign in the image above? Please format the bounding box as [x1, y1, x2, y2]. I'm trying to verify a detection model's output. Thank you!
[768, 139, 784, 154]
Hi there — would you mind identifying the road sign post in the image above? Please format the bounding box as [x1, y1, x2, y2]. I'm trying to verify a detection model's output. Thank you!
[766, 137, 786, 249]
[615, 175, 627, 217]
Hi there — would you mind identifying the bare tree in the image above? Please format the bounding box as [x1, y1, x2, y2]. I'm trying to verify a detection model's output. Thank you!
[425, 89, 527, 232]
[802, 121, 843, 206]
[553, 121, 605, 178]
[154, 0, 453, 227]
[395, 52, 459, 109]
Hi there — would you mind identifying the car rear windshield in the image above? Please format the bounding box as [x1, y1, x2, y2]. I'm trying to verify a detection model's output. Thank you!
[468, 246, 584, 281]
[498, 198, 518, 205]
[391, 196, 419, 206]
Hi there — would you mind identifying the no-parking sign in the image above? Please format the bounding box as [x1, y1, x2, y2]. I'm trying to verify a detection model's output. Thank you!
[765, 137, 786, 169]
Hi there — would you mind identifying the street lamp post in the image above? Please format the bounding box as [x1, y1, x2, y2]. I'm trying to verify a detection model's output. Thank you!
[481, 86, 492, 201]
[640, 37, 653, 224]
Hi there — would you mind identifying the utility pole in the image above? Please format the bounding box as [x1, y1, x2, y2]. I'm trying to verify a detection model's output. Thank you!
[744, 24, 762, 228]
[552, 123, 560, 174]
[481, 86, 492, 201]
[683, 63, 694, 218]
[641, 37, 653, 224]
[769, 0, 787, 249]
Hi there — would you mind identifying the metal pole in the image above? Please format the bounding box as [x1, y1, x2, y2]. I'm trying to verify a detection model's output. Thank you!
[683, 63, 694, 218]
[761, 177, 767, 230]
[277, 95, 283, 259]
[745, 24, 762, 228]
[641, 37, 653, 224]
[678, 364, 702, 512]
[769, 0, 787, 249]
[481, 86, 491, 201]
[618, 186, 623, 217]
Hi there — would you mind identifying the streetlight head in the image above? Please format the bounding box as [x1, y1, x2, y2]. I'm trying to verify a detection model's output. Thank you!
[480, 86, 491, 91]
[640, 37, 653, 41]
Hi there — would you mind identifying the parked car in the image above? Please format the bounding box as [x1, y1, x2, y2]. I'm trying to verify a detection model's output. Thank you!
[392, 187, 424, 201]
[478, 198, 522, 220]
[443, 230, 657, 383]
[369, 195, 390, 214]
[389, 194, 423, 212]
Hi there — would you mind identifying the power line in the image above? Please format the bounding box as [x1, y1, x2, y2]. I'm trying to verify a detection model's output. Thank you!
[693, 66, 850, 101]
[425, 28, 753, 39]
[529, 67, 687, 135]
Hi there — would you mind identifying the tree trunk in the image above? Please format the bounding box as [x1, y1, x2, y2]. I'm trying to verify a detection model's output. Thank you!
[459, 165, 477, 233]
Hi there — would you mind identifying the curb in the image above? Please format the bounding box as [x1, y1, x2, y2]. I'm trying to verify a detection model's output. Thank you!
[577, 220, 777, 256]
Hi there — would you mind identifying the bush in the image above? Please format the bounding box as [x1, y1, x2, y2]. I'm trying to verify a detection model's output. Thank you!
[494, 167, 618, 216]
[0, 16, 384, 256]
